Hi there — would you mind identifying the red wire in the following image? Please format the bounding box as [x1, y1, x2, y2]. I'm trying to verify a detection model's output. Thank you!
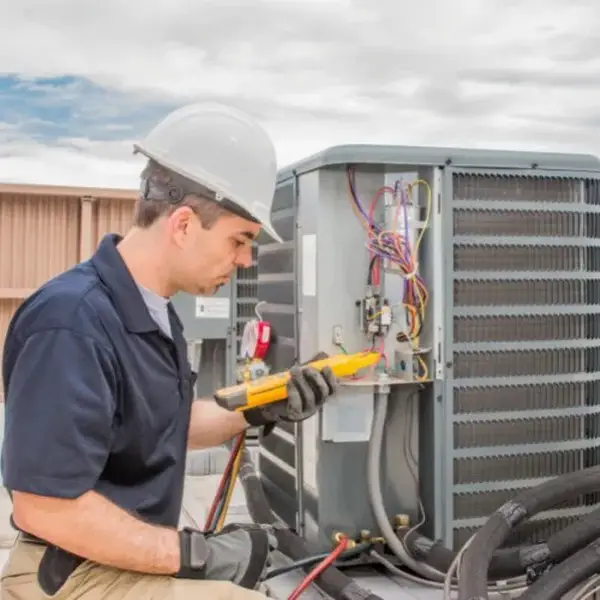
[367, 185, 393, 287]
[287, 536, 350, 600]
[203, 433, 244, 530]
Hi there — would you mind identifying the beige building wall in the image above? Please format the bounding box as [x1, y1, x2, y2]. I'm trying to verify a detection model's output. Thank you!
[0, 183, 138, 400]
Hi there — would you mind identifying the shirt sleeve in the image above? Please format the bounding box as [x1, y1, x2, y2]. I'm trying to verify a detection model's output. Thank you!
[1, 327, 118, 499]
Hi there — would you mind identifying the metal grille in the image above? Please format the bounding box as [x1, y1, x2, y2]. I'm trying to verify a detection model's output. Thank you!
[256, 179, 299, 523]
[454, 315, 592, 342]
[235, 244, 259, 356]
[454, 280, 597, 306]
[454, 245, 590, 271]
[450, 173, 600, 549]
[255, 181, 297, 372]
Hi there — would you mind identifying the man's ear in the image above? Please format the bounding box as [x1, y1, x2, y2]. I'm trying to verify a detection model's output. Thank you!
[170, 205, 196, 233]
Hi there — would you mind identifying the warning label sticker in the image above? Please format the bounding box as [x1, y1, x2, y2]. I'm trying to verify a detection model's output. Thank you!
[194, 296, 230, 319]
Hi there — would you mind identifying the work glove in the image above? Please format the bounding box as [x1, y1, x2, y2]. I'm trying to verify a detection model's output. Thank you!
[176, 523, 277, 589]
[244, 352, 337, 428]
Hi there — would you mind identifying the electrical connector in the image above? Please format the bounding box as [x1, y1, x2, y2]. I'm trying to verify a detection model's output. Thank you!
[360, 293, 391, 337]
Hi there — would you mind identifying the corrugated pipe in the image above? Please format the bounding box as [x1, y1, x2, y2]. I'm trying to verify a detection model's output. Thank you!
[405, 503, 600, 580]
[518, 535, 600, 600]
[458, 463, 600, 600]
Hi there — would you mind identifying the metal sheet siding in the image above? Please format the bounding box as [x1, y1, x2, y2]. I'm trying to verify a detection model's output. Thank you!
[91, 196, 136, 248]
[0, 186, 137, 399]
[0, 192, 81, 291]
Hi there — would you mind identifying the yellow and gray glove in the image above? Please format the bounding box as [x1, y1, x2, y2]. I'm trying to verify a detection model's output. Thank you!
[244, 352, 337, 428]
[176, 523, 277, 589]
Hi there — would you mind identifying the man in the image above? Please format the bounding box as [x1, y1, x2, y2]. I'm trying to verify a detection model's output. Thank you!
[0, 103, 337, 599]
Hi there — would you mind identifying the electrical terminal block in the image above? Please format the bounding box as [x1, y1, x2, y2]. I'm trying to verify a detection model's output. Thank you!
[358, 292, 391, 337]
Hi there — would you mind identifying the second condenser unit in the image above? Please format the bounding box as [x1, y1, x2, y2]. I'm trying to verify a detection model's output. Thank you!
[253, 144, 600, 552]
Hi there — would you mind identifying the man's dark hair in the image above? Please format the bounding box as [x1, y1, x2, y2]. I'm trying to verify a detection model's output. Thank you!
[132, 160, 230, 229]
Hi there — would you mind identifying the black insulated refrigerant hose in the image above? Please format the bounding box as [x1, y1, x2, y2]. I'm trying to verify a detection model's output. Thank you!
[517, 535, 600, 600]
[235, 444, 385, 600]
[458, 464, 600, 600]
[405, 502, 600, 580]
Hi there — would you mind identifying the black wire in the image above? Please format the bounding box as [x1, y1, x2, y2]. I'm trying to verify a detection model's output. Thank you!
[367, 255, 378, 286]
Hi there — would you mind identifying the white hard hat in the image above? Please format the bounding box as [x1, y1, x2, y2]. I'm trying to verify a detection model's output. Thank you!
[133, 102, 282, 243]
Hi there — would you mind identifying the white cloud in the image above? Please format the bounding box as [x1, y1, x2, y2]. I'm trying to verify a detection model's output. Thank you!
[2, 0, 600, 188]
[0, 131, 144, 188]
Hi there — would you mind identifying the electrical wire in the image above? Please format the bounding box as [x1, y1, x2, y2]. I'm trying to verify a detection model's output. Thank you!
[369, 550, 526, 598]
[399, 390, 427, 545]
[204, 432, 245, 531]
[215, 440, 243, 531]
[346, 167, 430, 338]
[571, 575, 600, 600]
[346, 166, 430, 381]
[287, 536, 350, 600]
[263, 542, 372, 580]
[208, 437, 369, 599]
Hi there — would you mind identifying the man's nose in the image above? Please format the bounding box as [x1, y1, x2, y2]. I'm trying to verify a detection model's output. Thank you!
[236, 244, 254, 269]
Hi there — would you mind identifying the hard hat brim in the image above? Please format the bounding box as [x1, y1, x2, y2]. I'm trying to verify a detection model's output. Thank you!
[260, 221, 283, 244]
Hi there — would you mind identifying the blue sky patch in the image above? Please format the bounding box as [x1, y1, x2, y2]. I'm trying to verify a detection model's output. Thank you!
[0, 74, 176, 143]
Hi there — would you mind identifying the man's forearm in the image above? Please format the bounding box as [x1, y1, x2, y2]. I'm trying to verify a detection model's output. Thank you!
[187, 398, 249, 449]
[12, 489, 180, 574]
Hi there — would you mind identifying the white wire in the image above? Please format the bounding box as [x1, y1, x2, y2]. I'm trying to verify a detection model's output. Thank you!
[254, 300, 266, 320]
[571, 575, 600, 600]
[369, 550, 527, 599]
[444, 534, 474, 600]
[398, 395, 525, 599]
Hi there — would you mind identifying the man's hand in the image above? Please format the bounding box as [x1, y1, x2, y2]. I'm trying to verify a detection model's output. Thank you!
[244, 352, 338, 428]
[176, 523, 277, 589]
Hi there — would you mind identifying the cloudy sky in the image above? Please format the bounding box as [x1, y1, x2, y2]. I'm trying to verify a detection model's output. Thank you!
[1, 0, 600, 189]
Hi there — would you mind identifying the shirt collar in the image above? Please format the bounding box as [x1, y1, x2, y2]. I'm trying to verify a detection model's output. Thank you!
[90, 233, 183, 336]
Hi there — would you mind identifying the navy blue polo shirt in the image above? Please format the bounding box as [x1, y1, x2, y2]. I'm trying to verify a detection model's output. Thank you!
[1, 234, 196, 528]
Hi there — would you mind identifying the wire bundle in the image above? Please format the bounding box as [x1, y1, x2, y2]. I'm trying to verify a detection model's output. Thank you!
[346, 166, 431, 378]
[205, 434, 367, 599]
[204, 432, 245, 532]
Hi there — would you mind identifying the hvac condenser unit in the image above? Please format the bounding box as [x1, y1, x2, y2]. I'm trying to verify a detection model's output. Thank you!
[254, 144, 600, 553]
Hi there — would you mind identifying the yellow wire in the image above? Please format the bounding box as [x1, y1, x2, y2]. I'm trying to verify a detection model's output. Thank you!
[416, 355, 429, 381]
[346, 171, 433, 381]
[215, 438, 244, 532]
[404, 180, 432, 351]
[407, 179, 433, 255]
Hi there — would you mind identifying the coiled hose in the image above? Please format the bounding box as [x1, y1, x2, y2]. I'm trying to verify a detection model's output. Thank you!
[518, 536, 600, 600]
[458, 463, 600, 600]
[405, 503, 600, 580]
[235, 442, 385, 600]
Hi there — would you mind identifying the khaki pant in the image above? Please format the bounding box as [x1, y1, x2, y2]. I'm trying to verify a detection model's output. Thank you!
[1, 538, 269, 599]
